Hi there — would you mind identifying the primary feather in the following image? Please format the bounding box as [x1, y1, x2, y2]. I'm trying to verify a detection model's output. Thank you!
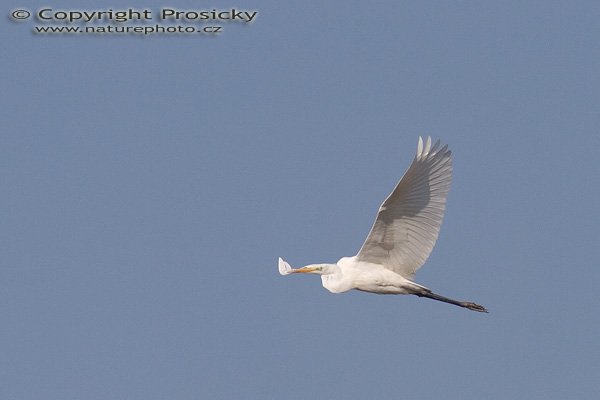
[356, 136, 453, 279]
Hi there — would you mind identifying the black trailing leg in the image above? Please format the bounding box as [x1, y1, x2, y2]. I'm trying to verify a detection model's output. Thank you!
[416, 290, 488, 313]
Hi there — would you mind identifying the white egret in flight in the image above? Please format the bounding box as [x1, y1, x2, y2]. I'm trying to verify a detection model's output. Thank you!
[279, 137, 487, 312]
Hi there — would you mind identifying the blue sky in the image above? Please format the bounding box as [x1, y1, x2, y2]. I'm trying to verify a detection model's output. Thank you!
[2, 1, 599, 398]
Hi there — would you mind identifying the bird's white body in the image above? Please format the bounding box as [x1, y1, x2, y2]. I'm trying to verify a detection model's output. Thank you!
[278, 137, 487, 312]
[300, 257, 424, 295]
[325, 257, 411, 294]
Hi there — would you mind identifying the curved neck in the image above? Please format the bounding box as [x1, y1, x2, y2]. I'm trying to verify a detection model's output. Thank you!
[305, 263, 338, 275]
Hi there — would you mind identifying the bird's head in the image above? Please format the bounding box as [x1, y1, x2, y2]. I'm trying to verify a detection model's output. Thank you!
[278, 258, 336, 276]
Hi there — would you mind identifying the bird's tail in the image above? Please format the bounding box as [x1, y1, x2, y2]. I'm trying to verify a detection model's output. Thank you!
[416, 290, 488, 313]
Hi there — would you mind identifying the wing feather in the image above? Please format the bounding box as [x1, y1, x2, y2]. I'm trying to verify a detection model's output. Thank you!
[355, 137, 453, 279]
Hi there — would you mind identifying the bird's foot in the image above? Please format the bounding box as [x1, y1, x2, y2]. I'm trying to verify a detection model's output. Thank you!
[464, 302, 488, 313]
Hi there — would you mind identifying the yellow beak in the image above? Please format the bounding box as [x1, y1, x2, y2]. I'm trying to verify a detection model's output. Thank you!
[292, 266, 319, 274]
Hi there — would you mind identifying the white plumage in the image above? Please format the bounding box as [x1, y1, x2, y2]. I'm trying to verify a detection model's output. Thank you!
[279, 137, 487, 312]
[356, 136, 452, 279]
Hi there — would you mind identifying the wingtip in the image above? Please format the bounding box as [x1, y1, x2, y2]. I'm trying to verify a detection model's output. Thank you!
[431, 139, 441, 154]
[417, 136, 451, 159]
[278, 257, 293, 275]
[424, 136, 432, 155]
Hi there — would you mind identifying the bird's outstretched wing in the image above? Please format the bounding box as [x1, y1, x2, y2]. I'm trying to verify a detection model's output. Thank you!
[356, 137, 452, 279]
